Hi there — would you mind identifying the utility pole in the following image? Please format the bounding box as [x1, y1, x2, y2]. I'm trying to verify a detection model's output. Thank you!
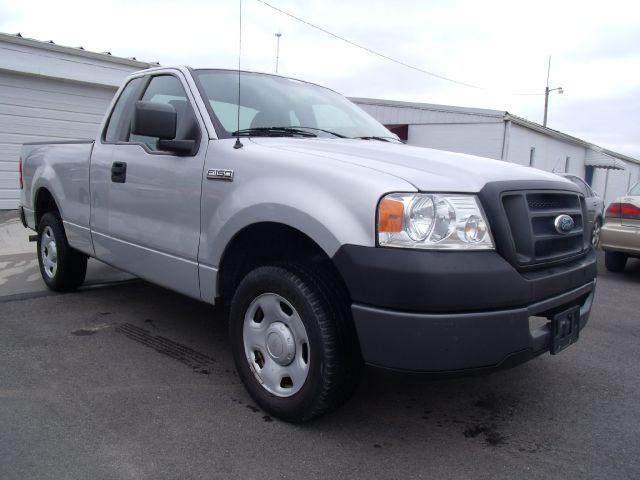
[543, 56, 563, 128]
[275, 32, 282, 73]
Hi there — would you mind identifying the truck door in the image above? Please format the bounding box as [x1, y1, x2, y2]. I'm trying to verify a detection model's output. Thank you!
[90, 72, 207, 299]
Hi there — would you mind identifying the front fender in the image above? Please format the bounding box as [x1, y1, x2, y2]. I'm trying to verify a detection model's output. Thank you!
[196, 138, 415, 303]
[202, 179, 374, 269]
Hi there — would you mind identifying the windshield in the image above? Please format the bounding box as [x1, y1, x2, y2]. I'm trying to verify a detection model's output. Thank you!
[194, 70, 394, 139]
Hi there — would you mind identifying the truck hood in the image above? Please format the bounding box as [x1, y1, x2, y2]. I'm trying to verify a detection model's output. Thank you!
[250, 138, 571, 192]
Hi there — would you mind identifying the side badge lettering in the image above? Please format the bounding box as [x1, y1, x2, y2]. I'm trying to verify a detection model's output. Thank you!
[206, 169, 234, 182]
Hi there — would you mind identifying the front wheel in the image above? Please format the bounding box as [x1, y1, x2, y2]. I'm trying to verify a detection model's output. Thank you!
[37, 212, 87, 291]
[229, 264, 362, 423]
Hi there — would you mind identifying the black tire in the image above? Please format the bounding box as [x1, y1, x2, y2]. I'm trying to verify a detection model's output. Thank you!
[37, 212, 88, 292]
[604, 251, 627, 272]
[591, 217, 602, 248]
[229, 264, 362, 423]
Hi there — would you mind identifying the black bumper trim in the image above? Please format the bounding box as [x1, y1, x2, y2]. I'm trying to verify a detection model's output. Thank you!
[332, 245, 597, 313]
[352, 280, 595, 372]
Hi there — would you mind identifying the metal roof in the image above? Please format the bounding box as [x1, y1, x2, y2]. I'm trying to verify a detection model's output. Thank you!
[585, 148, 628, 170]
[351, 97, 639, 167]
[351, 97, 507, 119]
[0, 32, 160, 68]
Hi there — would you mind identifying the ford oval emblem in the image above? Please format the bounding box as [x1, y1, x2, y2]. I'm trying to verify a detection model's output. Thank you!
[554, 214, 575, 234]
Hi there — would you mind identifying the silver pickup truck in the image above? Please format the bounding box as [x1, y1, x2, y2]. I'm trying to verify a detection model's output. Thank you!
[19, 66, 597, 422]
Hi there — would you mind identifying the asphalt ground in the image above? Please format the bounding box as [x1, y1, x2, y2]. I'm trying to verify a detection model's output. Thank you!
[1, 210, 639, 479]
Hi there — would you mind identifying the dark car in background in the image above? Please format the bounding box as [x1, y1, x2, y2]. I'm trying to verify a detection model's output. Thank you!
[560, 174, 605, 247]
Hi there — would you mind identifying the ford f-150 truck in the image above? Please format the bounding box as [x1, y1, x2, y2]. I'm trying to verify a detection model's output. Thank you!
[19, 66, 597, 422]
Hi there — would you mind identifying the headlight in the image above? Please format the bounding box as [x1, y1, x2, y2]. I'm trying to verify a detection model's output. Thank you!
[377, 193, 494, 250]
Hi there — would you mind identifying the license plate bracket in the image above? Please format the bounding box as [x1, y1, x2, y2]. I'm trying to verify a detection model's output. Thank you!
[550, 305, 581, 354]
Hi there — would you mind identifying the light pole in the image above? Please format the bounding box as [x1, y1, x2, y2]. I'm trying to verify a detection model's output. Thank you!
[275, 32, 282, 73]
[543, 56, 563, 128]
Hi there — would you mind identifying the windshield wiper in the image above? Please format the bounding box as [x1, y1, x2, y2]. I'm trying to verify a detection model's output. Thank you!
[232, 127, 317, 138]
[353, 136, 401, 142]
[232, 126, 348, 139]
[291, 127, 347, 138]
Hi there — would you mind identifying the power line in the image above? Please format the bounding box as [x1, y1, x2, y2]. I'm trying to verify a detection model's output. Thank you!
[255, 0, 542, 96]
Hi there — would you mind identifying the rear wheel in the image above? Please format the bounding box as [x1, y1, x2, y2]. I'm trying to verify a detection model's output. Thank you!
[229, 264, 362, 423]
[604, 251, 627, 272]
[37, 212, 87, 291]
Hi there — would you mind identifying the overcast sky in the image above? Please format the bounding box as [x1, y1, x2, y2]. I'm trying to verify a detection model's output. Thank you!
[1, 0, 639, 158]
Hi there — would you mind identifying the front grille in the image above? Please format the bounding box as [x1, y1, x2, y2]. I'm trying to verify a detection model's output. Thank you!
[501, 191, 588, 268]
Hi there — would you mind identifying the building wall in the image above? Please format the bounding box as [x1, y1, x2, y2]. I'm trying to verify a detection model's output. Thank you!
[505, 123, 586, 175]
[358, 99, 640, 208]
[407, 122, 505, 160]
[0, 34, 153, 209]
[0, 71, 117, 209]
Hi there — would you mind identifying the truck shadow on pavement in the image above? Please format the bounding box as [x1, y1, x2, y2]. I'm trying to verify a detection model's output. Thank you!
[96, 278, 602, 455]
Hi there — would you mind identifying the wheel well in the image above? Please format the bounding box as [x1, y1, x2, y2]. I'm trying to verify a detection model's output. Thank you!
[217, 222, 345, 303]
[34, 188, 59, 227]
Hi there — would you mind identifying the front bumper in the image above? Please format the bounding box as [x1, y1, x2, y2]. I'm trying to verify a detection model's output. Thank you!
[333, 246, 597, 372]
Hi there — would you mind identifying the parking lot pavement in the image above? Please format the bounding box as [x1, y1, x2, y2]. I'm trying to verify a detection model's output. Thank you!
[1, 210, 639, 480]
[0, 211, 133, 299]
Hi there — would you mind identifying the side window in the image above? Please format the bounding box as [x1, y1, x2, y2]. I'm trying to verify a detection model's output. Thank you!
[578, 178, 593, 197]
[104, 77, 143, 142]
[129, 75, 200, 151]
[571, 176, 590, 197]
[585, 183, 595, 197]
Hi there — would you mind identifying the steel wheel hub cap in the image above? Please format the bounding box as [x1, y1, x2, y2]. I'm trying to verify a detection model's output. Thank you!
[266, 322, 295, 366]
[243, 293, 310, 397]
[40, 226, 58, 279]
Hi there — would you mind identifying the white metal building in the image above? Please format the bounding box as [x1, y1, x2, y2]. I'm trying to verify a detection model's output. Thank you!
[353, 97, 640, 205]
[0, 33, 157, 209]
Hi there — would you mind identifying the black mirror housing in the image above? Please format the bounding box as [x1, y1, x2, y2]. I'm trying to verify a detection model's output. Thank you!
[158, 139, 197, 155]
[132, 101, 176, 139]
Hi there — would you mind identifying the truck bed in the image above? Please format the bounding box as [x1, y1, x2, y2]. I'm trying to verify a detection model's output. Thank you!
[21, 139, 95, 255]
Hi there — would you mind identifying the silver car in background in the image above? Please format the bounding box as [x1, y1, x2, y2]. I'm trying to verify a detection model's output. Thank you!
[560, 174, 605, 247]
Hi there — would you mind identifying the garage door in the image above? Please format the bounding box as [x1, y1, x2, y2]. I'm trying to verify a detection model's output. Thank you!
[0, 71, 116, 209]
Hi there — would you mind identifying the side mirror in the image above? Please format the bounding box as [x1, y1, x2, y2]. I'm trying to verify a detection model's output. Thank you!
[132, 101, 176, 139]
[131, 101, 196, 155]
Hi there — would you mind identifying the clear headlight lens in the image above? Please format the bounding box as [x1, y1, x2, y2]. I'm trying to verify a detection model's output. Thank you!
[377, 193, 494, 250]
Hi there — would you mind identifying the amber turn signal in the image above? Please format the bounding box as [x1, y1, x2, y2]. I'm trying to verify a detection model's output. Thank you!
[378, 198, 404, 232]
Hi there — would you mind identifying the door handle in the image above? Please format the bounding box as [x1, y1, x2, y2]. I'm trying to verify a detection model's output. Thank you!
[111, 162, 127, 183]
